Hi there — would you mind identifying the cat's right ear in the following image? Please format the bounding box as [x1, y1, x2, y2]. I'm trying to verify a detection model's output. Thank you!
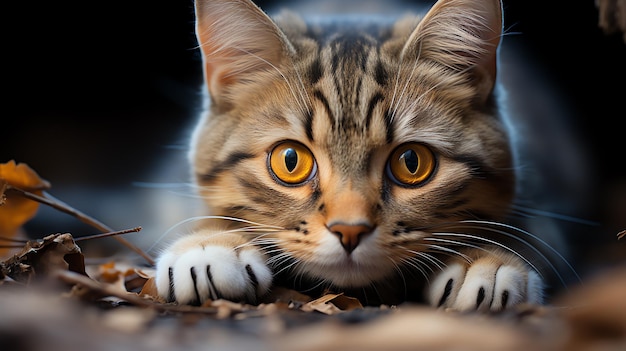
[401, 0, 503, 103]
[194, 0, 293, 109]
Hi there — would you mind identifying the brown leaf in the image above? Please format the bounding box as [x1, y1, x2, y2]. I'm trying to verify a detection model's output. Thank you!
[58, 270, 157, 307]
[301, 293, 362, 315]
[263, 286, 312, 305]
[1, 233, 86, 284]
[324, 294, 363, 311]
[90, 261, 153, 294]
[138, 277, 166, 303]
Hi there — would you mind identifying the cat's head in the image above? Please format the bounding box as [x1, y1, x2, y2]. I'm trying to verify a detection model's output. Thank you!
[190, 0, 513, 287]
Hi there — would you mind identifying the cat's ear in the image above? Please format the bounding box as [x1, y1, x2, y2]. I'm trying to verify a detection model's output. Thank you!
[402, 0, 503, 102]
[194, 0, 293, 108]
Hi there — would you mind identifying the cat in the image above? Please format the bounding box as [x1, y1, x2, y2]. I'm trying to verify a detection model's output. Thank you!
[154, 0, 550, 311]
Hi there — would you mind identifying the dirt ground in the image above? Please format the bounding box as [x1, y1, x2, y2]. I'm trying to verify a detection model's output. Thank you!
[1, 238, 625, 351]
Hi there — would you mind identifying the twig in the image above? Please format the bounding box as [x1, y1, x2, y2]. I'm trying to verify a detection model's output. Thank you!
[56, 270, 220, 314]
[618, 230, 625, 240]
[74, 227, 143, 242]
[5, 185, 155, 265]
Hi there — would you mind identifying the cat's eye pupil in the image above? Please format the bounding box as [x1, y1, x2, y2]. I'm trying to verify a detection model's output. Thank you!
[269, 141, 316, 186]
[284, 148, 298, 172]
[401, 149, 419, 174]
[387, 143, 436, 187]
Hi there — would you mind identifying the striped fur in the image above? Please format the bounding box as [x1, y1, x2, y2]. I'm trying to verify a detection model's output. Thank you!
[157, 0, 545, 307]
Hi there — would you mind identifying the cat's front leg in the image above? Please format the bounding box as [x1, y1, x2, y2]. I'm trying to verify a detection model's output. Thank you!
[155, 230, 272, 305]
[426, 248, 543, 311]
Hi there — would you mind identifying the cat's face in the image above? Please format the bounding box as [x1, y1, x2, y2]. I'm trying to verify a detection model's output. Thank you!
[190, 0, 513, 287]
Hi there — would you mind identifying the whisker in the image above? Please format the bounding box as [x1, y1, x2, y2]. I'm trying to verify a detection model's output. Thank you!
[431, 232, 547, 284]
[298, 277, 328, 294]
[405, 249, 446, 272]
[510, 205, 599, 226]
[388, 256, 410, 288]
[418, 241, 473, 263]
[388, 52, 405, 120]
[456, 220, 581, 284]
[409, 219, 580, 289]
[234, 232, 282, 251]
[267, 253, 298, 274]
[391, 41, 423, 121]
[292, 62, 313, 111]
[397, 256, 431, 283]
[259, 246, 286, 258]
[363, 281, 385, 306]
[147, 215, 285, 253]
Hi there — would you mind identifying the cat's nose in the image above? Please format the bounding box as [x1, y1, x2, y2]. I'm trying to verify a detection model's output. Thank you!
[328, 223, 374, 254]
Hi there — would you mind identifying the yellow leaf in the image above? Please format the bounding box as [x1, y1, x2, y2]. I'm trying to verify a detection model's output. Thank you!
[0, 160, 52, 258]
[0, 160, 51, 191]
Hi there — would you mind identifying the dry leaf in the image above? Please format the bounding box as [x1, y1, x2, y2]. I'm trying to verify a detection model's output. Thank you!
[324, 294, 363, 311]
[0, 160, 51, 190]
[138, 276, 162, 302]
[264, 286, 312, 305]
[0, 161, 52, 258]
[301, 293, 363, 315]
[1, 233, 86, 283]
[88, 261, 153, 295]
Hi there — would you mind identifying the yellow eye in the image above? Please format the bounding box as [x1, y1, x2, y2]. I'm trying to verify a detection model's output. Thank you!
[268, 141, 316, 185]
[387, 143, 436, 186]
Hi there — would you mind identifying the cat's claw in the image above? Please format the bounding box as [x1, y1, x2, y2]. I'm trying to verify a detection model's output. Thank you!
[426, 250, 543, 311]
[156, 245, 272, 305]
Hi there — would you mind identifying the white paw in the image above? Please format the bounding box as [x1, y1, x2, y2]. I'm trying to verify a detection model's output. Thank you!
[155, 245, 272, 305]
[426, 250, 543, 311]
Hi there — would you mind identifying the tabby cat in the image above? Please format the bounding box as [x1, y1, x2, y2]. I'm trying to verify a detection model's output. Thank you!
[155, 0, 547, 311]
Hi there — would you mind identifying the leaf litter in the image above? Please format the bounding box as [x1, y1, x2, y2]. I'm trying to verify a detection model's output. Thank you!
[1, 160, 625, 350]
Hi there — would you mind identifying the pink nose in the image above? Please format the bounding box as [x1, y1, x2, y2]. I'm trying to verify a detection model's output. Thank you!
[328, 223, 373, 254]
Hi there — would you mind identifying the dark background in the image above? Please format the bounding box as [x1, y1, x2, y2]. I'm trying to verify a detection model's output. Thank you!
[3, 1, 625, 283]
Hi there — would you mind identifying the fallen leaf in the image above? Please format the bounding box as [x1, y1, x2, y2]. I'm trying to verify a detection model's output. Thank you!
[138, 276, 162, 302]
[0, 160, 51, 190]
[0, 161, 52, 258]
[263, 286, 312, 305]
[301, 293, 363, 315]
[324, 293, 363, 311]
[1, 233, 86, 284]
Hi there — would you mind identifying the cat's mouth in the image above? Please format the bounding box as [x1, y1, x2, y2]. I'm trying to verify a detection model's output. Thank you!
[303, 240, 394, 287]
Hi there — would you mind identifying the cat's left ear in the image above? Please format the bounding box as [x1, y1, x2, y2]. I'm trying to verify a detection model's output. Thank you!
[402, 0, 503, 102]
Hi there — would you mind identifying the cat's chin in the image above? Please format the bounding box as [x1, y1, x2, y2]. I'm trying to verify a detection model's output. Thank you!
[295, 235, 396, 286]
[300, 255, 394, 287]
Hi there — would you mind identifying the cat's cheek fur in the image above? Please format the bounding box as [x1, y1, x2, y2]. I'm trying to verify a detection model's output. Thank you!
[155, 234, 272, 305]
[426, 250, 544, 311]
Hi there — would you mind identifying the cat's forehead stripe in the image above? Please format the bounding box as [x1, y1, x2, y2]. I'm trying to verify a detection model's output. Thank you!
[312, 89, 335, 131]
